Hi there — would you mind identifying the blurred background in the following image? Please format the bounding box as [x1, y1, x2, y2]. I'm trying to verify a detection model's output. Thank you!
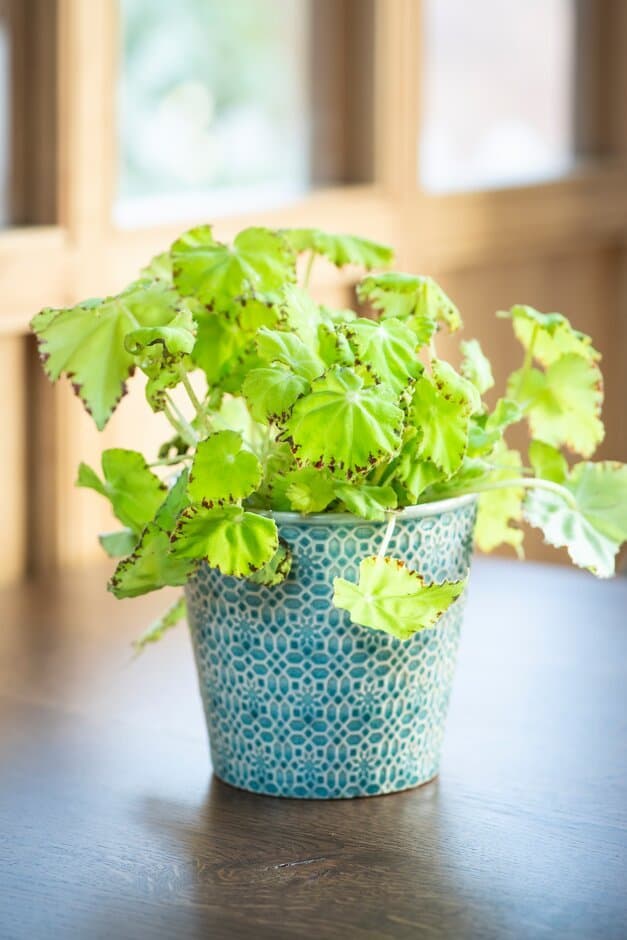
[0, 0, 626, 585]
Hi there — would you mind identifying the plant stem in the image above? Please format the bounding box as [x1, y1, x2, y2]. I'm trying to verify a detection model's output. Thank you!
[513, 323, 539, 401]
[455, 476, 577, 510]
[148, 454, 193, 468]
[303, 252, 316, 289]
[377, 514, 397, 559]
[163, 395, 198, 448]
[179, 369, 210, 434]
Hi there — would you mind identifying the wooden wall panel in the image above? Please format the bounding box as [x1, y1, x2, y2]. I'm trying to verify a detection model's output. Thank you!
[0, 337, 26, 584]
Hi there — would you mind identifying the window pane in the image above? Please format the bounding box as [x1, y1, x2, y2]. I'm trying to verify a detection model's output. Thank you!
[419, 0, 576, 193]
[0, 1, 57, 227]
[116, 0, 312, 226]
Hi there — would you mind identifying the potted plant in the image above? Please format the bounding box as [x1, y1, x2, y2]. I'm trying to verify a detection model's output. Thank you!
[32, 225, 627, 799]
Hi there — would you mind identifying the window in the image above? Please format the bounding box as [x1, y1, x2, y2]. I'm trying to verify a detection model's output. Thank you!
[419, 0, 576, 192]
[116, 0, 312, 225]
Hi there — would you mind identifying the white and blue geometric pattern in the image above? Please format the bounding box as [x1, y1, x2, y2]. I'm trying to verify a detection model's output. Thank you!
[186, 495, 477, 799]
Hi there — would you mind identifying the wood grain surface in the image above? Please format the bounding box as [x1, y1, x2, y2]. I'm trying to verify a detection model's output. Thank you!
[0, 557, 625, 939]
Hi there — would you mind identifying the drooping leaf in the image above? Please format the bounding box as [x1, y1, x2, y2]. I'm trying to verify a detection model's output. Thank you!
[31, 281, 182, 429]
[144, 358, 191, 412]
[98, 529, 137, 559]
[154, 469, 191, 531]
[109, 524, 197, 599]
[474, 443, 524, 556]
[171, 504, 278, 576]
[242, 366, 309, 423]
[188, 431, 262, 505]
[256, 328, 324, 382]
[460, 339, 494, 394]
[523, 461, 627, 577]
[284, 467, 336, 513]
[283, 228, 394, 270]
[508, 353, 604, 457]
[333, 482, 397, 521]
[333, 555, 467, 640]
[344, 317, 421, 392]
[133, 596, 187, 653]
[528, 440, 568, 484]
[410, 360, 479, 475]
[172, 225, 296, 314]
[77, 449, 166, 534]
[248, 539, 292, 586]
[283, 366, 404, 477]
[499, 305, 600, 366]
[358, 272, 461, 337]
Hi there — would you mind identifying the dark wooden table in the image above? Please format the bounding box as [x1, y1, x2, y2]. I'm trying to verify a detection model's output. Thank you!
[0, 558, 625, 940]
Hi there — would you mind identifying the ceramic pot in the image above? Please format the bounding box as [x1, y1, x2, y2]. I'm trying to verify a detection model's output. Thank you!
[185, 495, 477, 799]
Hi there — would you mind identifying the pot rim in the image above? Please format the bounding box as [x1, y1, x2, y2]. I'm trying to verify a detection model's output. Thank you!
[258, 492, 477, 526]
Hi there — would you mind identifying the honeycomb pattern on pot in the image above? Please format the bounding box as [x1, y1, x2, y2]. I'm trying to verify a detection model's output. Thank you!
[186, 501, 477, 799]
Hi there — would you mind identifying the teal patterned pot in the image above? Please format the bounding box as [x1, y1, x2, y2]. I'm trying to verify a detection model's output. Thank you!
[185, 495, 477, 799]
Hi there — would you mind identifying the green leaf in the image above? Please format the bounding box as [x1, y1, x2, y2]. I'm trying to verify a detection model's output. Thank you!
[124, 307, 196, 359]
[528, 440, 568, 484]
[256, 328, 324, 382]
[154, 469, 191, 531]
[467, 398, 523, 457]
[98, 529, 137, 558]
[283, 228, 394, 269]
[508, 353, 604, 457]
[133, 596, 186, 653]
[333, 556, 467, 640]
[523, 461, 627, 577]
[236, 296, 281, 331]
[172, 225, 296, 314]
[77, 449, 166, 534]
[109, 524, 197, 599]
[499, 305, 600, 366]
[191, 308, 260, 393]
[242, 366, 309, 423]
[358, 272, 461, 337]
[144, 359, 191, 412]
[333, 482, 397, 521]
[396, 431, 446, 501]
[410, 360, 479, 475]
[344, 317, 421, 392]
[281, 284, 325, 352]
[474, 444, 524, 555]
[248, 539, 292, 585]
[283, 366, 404, 477]
[460, 339, 494, 394]
[31, 281, 182, 429]
[284, 467, 336, 513]
[171, 505, 278, 576]
[188, 431, 262, 505]
[141, 251, 173, 283]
